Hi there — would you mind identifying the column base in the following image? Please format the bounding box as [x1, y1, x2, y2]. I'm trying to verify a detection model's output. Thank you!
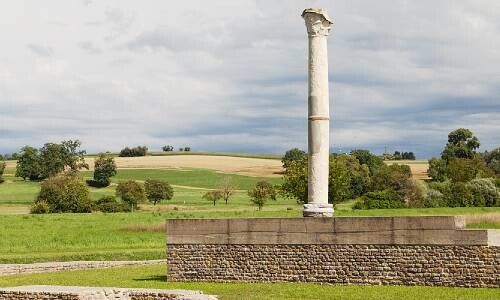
[303, 203, 334, 217]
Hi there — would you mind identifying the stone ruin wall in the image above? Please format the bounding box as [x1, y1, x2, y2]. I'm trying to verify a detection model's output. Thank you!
[166, 217, 500, 288]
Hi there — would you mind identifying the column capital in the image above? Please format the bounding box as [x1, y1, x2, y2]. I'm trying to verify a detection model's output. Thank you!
[302, 8, 333, 37]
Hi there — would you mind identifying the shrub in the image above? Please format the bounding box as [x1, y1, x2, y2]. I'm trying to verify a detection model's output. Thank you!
[248, 181, 276, 210]
[119, 146, 148, 157]
[0, 162, 5, 184]
[95, 196, 130, 213]
[428, 158, 447, 182]
[467, 179, 499, 207]
[449, 182, 473, 207]
[145, 179, 174, 205]
[422, 188, 447, 208]
[116, 180, 146, 211]
[353, 190, 405, 210]
[30, 201, 50, 214]
[35, 172, 93, 213]
[483, 147, 500, 174]
[446, 158, 493, 182]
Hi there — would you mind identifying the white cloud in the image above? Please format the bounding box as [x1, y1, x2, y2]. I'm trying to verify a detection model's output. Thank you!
[0, 0, 499, 158]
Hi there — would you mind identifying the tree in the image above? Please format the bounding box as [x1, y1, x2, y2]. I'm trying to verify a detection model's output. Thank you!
[428, 158, 447, 181]
[441, 128, 480, 161]
[145, 179, 174, 205]
[282, 148, 307, 169]
[350, 149, 384, 175]
[184, 147, 191, 152]
[93, 153, 117, 187]
[162, 145, 174, 152]
[119, 146, 148, 157]
[15, 146, 42, 180]
[216, 177, 238, 204]
[248, 181, 276, 210]
[393, 151, 402, 160]
[116, 180, 146, 211]
[446, 158, 493, 183]
[34, 171, 93, 213]
[39, 140, 88, 179]
[203, 190, 222, 206]
[467, 179, 499, 207]
[483, 147, 500, 174]
[0, 161, 5, 184]
[280, 158, 308, 203]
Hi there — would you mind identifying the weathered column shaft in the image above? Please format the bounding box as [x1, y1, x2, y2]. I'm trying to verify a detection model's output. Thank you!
[302, 8, 334, 217]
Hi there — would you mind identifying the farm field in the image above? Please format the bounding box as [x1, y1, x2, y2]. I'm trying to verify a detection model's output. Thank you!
[0, 264, 497, 300]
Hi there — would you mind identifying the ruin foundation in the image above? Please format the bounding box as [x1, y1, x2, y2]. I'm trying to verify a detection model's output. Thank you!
[166, 217, 500, 287]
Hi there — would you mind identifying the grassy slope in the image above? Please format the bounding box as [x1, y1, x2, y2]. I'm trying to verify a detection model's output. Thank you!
[0, 264, 497, 300]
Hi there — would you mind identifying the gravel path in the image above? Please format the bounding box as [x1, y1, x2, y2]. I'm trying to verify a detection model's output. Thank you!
[0, 285, 218, 299]
[0, 260, 166, 276]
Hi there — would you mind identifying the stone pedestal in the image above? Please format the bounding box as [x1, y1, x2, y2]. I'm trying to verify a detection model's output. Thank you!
[302, 8, 334, 217]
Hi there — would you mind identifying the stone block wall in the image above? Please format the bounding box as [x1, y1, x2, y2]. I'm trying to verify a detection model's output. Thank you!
[166, 217, 500, 287]
[168, 244, 499, 287]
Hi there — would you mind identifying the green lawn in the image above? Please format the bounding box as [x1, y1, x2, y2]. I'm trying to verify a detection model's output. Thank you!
[0, 264, 497, 300]
[1, 206, 499, 264]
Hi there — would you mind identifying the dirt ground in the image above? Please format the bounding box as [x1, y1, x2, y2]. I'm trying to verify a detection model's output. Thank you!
[84, 155, 284, 177]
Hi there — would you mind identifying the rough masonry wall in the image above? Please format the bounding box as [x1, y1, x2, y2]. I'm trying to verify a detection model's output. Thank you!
[167, 244, 500, 288]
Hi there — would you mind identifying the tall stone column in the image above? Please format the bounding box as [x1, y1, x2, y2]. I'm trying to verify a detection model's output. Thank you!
[302, 8, 334, 217]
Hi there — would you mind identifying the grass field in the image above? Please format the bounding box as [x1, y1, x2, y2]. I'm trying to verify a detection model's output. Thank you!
[1, 207, 499, 263]
[0, 264, 497, 300]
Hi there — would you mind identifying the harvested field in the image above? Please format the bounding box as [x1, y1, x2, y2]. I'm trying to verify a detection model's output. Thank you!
[385, 160, 429, 180]
[84, 155, 283, 177]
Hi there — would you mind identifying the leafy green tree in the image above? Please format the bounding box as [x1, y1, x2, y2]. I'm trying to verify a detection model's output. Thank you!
[441, 128, 480, 161]
[483, 147, 500, 174]
[145, 179, 174, 205]
[16, 146, 42, 180]
[280, 158, 308, 203]
[39, 140, 88, 179]
[34, 171, 92, 213]
[248, 181, 276, 210]
[116, 180, 146, 211]
[428, 158, 447, 181]
[203, 190, 222, 206]
[328, 156, 352, 204]
[446, 158, 493, 183]
[119, 146, 148, 157]
[93, 153, 117, 187]
[282, 148, 307, 169]
[162, 145, 174, 152]
[350, 149, 384, 175]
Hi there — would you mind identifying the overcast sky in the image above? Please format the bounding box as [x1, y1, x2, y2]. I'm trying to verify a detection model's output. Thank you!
[0, 0, 499, 158]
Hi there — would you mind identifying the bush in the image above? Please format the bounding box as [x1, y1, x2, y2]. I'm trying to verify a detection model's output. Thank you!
[95, 196, 130, 213]
[449, 182, 474, 207]
[353, 190, 405, 210]
[93, 153, 117, 187]
[428, 158, 447, 182]
[483, 148, 500, 174]
[35, 172, 93, 213]
[116, 180, 146, 211]
[145, 179, 174, 205]
[0, 162, 5, 184]
[467, 179, 499, 207]
[119, 146, 148, 157]
[446, 158, 493, 182]
[422, 188, 447, 208]
[30, 201, 50, 214]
